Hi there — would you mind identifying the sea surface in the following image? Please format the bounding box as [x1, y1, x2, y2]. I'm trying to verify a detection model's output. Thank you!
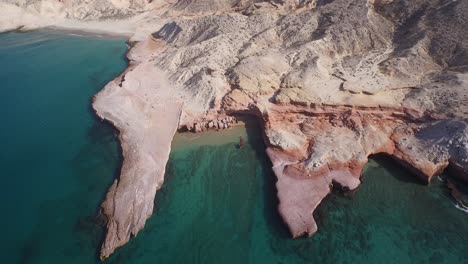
[0, 30, 467, 264]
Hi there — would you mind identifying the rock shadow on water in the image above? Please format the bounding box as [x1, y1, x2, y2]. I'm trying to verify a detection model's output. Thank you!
[71, 118, 124, 261]
[368, 154, 426, 185]
[88, 68, 113, 89]
[75, 118, 123, 190]
[238, 115, 292, 239]
[443, 167, 468, 211]
[87, 51, 128, 93]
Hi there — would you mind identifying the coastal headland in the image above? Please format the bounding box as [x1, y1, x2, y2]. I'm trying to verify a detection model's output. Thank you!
[2, 0, 467, 260]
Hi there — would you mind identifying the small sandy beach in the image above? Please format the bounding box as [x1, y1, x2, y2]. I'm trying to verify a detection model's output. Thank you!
[171, 115, 266, 151]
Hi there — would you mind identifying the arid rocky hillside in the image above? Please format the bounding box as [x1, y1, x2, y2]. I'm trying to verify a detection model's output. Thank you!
[2, 0, 154, 19]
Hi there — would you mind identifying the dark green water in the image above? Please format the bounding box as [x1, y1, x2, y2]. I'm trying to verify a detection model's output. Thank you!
[1, 30, 467, 264]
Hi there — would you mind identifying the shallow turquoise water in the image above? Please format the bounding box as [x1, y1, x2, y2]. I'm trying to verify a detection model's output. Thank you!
[1, 30, 467, 264]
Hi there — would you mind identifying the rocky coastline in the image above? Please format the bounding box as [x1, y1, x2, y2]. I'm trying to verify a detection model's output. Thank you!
[176, 99, 467, 240]
[218, 100, 467, 238]
[93, 37, 184, 259]
[3, 0, 467, 260]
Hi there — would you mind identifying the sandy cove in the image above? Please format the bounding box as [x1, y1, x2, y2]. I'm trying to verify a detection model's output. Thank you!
[86, 26, 467, 262]
[91, 37, 468, 259]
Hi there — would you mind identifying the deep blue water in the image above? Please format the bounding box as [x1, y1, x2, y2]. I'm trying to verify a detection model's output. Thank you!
[0, 30, 467, 264]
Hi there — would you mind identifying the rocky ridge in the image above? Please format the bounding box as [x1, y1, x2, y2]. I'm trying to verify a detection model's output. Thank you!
[3, 0, 468, 260]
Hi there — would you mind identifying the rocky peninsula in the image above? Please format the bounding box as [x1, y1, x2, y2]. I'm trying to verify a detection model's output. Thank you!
[2, 0, 467, 260]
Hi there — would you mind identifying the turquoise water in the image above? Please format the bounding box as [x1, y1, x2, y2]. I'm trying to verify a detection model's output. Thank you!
[1, 30, 467, 264]
[0, 30, 127, 263]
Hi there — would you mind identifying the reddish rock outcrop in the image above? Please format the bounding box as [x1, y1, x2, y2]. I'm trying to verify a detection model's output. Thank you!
[220, 99, 468, 238]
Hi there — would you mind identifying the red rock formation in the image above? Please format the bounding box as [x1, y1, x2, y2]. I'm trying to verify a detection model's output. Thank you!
[220, 100, 468, 238]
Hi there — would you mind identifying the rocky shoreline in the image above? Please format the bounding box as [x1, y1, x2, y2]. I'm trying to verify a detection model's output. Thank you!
[219, 101, 468, 238]
[4, 0, 467, 260]
[93, 37, 184, 260]
[184, 115, 238, 132]
[93, 1, 468, 258]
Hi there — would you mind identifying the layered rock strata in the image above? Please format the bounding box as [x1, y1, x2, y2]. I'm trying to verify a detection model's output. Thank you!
[243, 102, 467, 237]
[4, 0, 468, 259]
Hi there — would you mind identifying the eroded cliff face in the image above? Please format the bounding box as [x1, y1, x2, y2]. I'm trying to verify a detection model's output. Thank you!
[4, 0, 467, 260]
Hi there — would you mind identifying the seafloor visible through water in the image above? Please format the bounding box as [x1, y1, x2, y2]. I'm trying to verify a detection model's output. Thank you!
[0, 30, 467, 264]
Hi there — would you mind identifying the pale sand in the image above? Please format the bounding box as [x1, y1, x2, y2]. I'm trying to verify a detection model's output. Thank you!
[0, 3, 142, 38]
[45, 26, 132, 39]
[172, 123, 248, 150]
